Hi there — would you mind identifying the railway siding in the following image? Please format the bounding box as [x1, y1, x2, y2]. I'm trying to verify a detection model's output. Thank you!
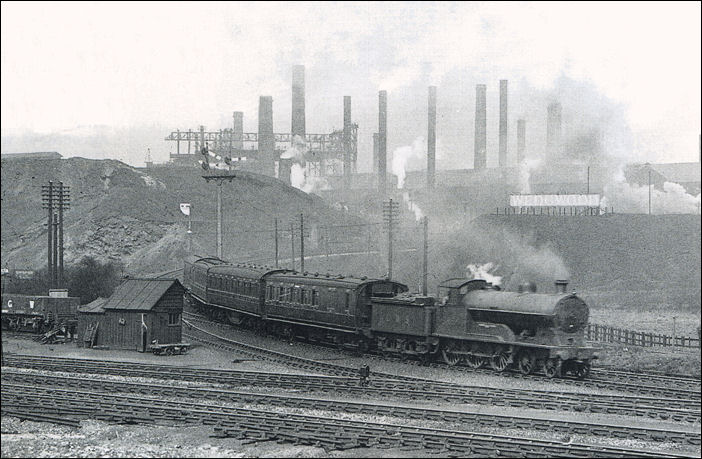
[2, 370, 699, 446]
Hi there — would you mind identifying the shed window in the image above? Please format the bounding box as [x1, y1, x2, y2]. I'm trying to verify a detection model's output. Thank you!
[168, 313, 181, 326]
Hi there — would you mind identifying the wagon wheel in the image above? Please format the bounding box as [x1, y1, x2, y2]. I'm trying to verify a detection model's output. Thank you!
[165, 347, 174, 356]
[574, 361, 591, 380]
[465, 354, 484, 369]
[441, 348, 462, 366]
[544, 358, 562, 378]
[180, 347, 189, 355]
[517, 350, 536, 375]
[490, 350, 510, 372]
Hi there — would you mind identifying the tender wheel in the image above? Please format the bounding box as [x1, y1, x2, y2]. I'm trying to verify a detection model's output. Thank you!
[544, 358, 562, 378]
[517, 350, 536, 375]
[465, 354, 484, 369]
[490, 350, 510, 372]
[574, 361, 591, 380]
[442, 348, 462, 366]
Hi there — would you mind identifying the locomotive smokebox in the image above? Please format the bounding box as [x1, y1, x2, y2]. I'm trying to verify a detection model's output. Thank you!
[555, 280, 569, 294]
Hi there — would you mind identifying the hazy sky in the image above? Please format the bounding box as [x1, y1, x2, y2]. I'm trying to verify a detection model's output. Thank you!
[1, 1, 700, 168]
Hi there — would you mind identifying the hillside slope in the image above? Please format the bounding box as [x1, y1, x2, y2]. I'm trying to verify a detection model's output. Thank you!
[1, 158, 358, 274]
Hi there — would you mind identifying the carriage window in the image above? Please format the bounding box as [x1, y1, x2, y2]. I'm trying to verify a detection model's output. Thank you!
[344, 291, 351, 314]
[301, 289, 307, 305]
[312, 290, 319, 307]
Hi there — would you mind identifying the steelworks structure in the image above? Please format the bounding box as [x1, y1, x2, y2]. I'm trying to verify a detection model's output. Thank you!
[165, 65, 358, 185]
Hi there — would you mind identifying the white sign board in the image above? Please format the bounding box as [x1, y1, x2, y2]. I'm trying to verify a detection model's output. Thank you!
[510, 194, 601, 207]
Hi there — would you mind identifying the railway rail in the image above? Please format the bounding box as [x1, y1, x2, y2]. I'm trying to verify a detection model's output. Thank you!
[1, 383, 695, 458]
[3, 370, 699, 446]
[4, 354, 700, 422]
[183, 313, 701, 401]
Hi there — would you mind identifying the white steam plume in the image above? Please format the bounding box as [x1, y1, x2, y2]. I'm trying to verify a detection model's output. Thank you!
[402, 191, 424, 221]
[466, 262, 502, 286]
[392, 136, 425, 189]
[281, 135, 330, 194]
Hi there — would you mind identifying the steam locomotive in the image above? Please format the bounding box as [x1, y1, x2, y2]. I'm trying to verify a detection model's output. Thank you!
[183, 255, 596, 378]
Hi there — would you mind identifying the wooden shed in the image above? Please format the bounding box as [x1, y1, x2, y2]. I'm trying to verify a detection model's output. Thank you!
[78, 278, 185, 351]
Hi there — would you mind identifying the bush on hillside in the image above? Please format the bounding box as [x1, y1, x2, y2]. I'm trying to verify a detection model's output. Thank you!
[66, 256, 123, 304]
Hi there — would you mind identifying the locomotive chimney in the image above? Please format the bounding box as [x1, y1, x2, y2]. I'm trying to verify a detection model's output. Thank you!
[555, 279, 568, 294]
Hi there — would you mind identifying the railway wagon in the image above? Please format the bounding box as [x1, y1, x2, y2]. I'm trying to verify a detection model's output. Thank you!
[1, 293, 79, 333]
[183, 255, 408, 349]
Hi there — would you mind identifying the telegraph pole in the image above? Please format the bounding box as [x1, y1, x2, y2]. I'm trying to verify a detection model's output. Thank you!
[42, 182, 70, 289]
[300, 213, 305, 273]
[46, 181, 53, 289]
[383, 199, 400, 280]
[274, 218, 279, 268]
[202, 174, 235, 259]
[290, 222, 296, 271]
[422, 216, 428, 295]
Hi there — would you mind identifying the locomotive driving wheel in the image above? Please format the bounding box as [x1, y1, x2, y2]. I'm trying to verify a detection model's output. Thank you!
[517, 350, 536, 375]
[465, 354, 484, 369]
[490, 350, 510, 372]
[544, 358, 562, 378]
[442, 348, 462, 366]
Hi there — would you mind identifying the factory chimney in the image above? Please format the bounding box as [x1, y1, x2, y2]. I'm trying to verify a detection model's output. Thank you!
[474, 84, 487, 169]
[291, 65, 306, 139]
[499, 80, 508, 167]
[517, 119, 526, 165]
[427, 86, 437, 188]
[546, 102, 562, 155]
[258, 96, 276, 178]
[373, 133, 379, 174]
[378, 90, 388, 195]
[343, 96, 352, 190]
[232, 111, 243, 150]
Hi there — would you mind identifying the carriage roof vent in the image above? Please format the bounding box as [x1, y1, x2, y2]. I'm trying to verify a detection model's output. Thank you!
[337, 275, 345, 279]
[361, 276, 367, 280]
[325, 273, 330, 278]
[314, 272, 319, 277]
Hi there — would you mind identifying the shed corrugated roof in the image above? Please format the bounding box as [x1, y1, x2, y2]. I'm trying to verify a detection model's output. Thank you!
[79, 297, 107, 314]
[102, 278, 184, 311]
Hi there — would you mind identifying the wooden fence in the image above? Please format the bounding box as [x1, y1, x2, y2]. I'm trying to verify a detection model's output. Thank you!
[587, 323, 700, 348]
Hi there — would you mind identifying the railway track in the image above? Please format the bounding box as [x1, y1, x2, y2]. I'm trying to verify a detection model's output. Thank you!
[4, 354, 700, 422]
[183, 313, 701, 401]
[1, 383, 694, 458]
[3, 370, 699, 446]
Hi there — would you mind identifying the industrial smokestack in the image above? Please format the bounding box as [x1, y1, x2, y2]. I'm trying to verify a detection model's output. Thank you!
[379, 90, 387, 195]
[373, 133, 379, 174]
[517, 119, 526, 165]
[427, 86, 437, 188]
[474, 84, 487, 170]
[258, 96, 276, 178]
[343, 96, 352, 189]
[499, 80, 508, 167]
[291, 65, 306, 138]
[547, 102, 562, 155]
[232, 111, 243, 150]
